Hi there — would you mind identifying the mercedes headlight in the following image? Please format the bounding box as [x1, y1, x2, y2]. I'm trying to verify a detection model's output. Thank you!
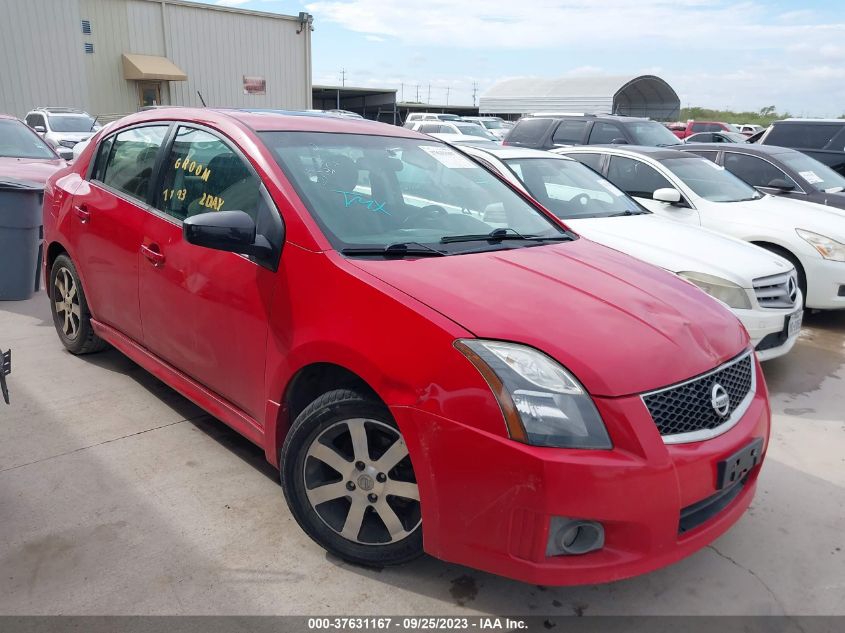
[455, 340, 611, 449]
[796, 229, 845, 262]
[677, 271, 752, 309]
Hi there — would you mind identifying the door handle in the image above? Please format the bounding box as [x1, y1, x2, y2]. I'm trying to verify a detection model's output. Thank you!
[140, 244, 166, 267]
[73, 205, 90, 223]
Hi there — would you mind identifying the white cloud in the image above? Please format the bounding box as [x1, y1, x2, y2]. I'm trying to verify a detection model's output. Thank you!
[365, 35, 386, 42]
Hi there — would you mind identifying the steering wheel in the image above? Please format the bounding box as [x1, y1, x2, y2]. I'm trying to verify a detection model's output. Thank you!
[405, 204, 448, 226]
[571, 193, 591, 207]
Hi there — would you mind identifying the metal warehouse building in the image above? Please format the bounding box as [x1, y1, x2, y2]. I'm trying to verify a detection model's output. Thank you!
[0, 0, 313, 120]
[480, 75, 680, 121]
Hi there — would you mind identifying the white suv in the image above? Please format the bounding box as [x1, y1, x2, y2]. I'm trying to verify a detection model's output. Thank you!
[24, 107, 100, 154]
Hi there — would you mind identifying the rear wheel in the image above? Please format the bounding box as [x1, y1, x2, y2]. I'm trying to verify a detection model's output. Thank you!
[49, 254, 108, 354]
[281, 389, 423, 566]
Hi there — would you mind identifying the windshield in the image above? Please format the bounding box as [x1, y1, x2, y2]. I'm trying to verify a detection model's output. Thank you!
[0, 119, 57, 159]
[662, 157, 762, 202]
[627, 121, 682, 146]
[455, 124, 496, 139]
[48, 114, 95, 133]
[482, 120, 504, 130]
[780, 152, 845, 193]
[503, 157, 647, 219]
[260, 132, 566, 252]
[438, 114, 460, 121]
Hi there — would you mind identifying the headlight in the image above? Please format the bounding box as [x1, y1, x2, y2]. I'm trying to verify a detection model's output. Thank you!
[677, 271, 752, 309]
[58, 140, 77, 148]
[454, 339, 611, 449]
[796, 229, 845, 262]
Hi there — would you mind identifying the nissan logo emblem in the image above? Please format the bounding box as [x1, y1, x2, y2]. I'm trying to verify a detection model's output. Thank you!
[711, 383, 730, 417]
[787, 276, 798, 304]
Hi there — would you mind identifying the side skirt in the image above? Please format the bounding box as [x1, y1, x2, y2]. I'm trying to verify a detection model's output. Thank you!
[91, 319, 266, 448]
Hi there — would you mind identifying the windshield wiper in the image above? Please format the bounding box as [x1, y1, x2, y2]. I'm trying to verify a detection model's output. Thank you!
[440, 227, 570, 244]
[607, 209, 647, 217]
[341, 242, 446, 258]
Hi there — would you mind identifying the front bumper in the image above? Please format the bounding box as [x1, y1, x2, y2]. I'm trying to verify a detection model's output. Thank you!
[804, 257, 845, 310]
[734, 303, 801, 361]
[393, 361, 770, 585]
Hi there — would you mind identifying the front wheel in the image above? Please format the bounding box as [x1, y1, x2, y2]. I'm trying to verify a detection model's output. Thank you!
[281, 389, 423, 566]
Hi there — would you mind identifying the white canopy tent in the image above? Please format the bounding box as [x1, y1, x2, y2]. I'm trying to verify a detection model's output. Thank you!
[480, 75, 680, 121]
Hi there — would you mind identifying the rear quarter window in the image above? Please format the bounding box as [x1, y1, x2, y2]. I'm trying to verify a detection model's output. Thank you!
[506, 118, 553, 146]
[766, 123, 845, 150]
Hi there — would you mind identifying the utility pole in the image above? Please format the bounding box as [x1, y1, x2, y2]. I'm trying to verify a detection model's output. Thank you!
[471, 82, 478, 107]
[415, 84, 420, 102]
[446, 86, 450, 106]
[400, 82, 404, 102]
[340, 68, 347, 87]
[427, 84, 431, 104]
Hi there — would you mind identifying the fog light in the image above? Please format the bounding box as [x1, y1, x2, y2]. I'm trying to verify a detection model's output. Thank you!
[546, 517, 604, 556]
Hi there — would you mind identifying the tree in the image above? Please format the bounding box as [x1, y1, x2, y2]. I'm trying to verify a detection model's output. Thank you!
[759, 105, 777, 118]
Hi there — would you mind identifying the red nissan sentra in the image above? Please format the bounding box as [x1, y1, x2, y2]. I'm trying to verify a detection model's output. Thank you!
[42, 108, 770, 585]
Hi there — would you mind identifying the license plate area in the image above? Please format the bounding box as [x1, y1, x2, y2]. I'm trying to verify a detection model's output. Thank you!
[787, 310, 803, 338]
[716, 437, 763, 490]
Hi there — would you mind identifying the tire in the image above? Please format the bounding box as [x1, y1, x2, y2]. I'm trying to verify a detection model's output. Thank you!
[49, 254, 109, 355]
[757, 244, 807, 308]
[281, 389, 423, 566]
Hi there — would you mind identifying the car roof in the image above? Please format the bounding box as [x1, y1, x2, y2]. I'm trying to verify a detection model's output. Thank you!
[560, 145, 687, 161]
[525, 113, 651, 123]
[105, 107, 428, 139]
[463, 145, 574, 161]
[778, 118, 845, 124]
[681, 143, 797, 156]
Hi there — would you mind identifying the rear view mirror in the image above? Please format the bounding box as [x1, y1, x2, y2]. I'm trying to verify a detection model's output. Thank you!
[183, 210, 272, 258]
[653, 188, 682, 204]
[767, 178, 795, 192]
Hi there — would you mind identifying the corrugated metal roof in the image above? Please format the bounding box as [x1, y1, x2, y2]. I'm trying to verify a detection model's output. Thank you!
[480, 74, 680, 120]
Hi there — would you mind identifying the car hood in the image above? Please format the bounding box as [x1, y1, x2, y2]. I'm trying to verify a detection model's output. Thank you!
[48, 132, 94, 143]
[711, 195, 845, 238]
[0, 156, 66, 184]
[348, 238, 748, 397]
[568, 214, 793, 286]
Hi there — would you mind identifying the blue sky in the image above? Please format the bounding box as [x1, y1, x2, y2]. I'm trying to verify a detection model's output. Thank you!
[203, 0, 845, 116]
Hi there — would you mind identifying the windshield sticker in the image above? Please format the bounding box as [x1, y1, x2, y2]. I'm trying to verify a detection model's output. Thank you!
[597, 180, 624, 196]
[335, 190, 390, 215]
[799, 170, 823, 184]
[419, 145, 476, 169]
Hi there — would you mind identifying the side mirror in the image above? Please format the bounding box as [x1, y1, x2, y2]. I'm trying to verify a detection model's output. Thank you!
[33, 125, 46, 133]
[766, 178, 795, 192]
[610, 138, 629, 145]
[183, 210, 272, 258]
[653, 188, 682, 204]
[56, 147, 74, 161]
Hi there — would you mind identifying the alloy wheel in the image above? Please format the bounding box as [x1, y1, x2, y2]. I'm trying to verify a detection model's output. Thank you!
[54, 266, 81, 341]
[303, 418, 421, 545]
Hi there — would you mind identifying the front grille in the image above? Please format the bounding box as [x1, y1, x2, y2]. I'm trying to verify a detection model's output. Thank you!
[642, 352, 754, 442]
[753, 271, 796, 308]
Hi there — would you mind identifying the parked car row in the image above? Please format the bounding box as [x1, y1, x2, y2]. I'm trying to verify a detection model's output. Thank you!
[37, 107, 775, 586]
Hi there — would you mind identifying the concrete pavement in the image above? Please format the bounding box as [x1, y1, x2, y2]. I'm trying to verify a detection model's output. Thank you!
[1, 296, 843, 615]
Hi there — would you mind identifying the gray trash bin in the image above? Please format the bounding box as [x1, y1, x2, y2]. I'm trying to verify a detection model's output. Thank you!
[0, 178, 45, 301]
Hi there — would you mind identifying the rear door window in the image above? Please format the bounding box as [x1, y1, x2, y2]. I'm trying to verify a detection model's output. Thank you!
[551, 120, 589, 145]
[723, 153, 796, 189]
[99, 125, 169, 203]
[157, 126, 262, 222]
[607, 156, 673, 199]
[567, 152, 605, 173]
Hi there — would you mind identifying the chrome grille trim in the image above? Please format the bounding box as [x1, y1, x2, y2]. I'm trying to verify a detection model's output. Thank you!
[640, 350, 757, 445]
[752, 270, 797, 309]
